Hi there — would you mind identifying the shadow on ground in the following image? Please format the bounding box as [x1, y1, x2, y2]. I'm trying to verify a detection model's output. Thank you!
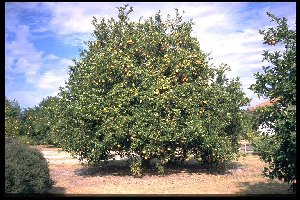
[48, 186, 66, 195]
[236, 181, 293, 195]
[74, 158, 243, 178]
[5, 186, 66, 197]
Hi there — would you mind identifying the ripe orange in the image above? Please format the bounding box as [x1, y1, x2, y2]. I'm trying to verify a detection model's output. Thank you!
[127, 40, 133, 45]
[182, 77, 188, 82]
[268, 39, 276, 46]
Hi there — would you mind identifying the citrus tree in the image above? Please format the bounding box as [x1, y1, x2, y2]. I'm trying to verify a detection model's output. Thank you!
[5, 97, 22, 138]
[54, 5, 249, 175]
[250, 12, 296, 193]
[20, 96, 60, 145]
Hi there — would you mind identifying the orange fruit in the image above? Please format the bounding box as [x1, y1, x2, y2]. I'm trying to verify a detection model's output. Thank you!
[268, 39, 276, 45]
[127, 40, 133, 45]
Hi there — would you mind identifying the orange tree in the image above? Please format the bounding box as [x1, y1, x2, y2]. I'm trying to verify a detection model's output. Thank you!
[250, 13, 296, 193]
[53, 5, 249, 175]
[5, 97, 22, 138]
[20, 96, 60, 145]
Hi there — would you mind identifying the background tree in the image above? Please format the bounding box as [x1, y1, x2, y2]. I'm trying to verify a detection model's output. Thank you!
[53, 5, 249, 175]
[250, 12, 296, 193]
[5, 97, 22, 138]
[20, 96, 60, 145]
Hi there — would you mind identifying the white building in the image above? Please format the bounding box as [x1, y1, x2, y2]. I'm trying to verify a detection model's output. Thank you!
[248, 98, 280, 136]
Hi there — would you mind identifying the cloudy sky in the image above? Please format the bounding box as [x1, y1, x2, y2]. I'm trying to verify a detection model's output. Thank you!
[5, 2, 296, 109]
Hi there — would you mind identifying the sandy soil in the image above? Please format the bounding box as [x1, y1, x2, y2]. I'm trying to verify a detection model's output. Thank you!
[32, 145, 291, 195]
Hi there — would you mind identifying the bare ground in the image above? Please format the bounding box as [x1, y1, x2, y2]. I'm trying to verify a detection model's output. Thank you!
[32, 145, 291, 195]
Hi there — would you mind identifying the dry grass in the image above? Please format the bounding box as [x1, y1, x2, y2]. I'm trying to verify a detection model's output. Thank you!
[33, 145, 292, 196]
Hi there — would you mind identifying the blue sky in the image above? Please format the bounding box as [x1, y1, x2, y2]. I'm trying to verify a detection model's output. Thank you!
[5, 2, 296, 109]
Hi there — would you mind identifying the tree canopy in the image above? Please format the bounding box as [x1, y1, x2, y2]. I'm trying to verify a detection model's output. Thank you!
[250, 12, 296, 193]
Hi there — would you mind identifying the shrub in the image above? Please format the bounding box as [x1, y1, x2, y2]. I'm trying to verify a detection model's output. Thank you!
[5, 137, 53, 194]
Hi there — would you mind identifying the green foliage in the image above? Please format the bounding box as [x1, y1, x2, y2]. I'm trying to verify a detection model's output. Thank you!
[236, 110, 257, 142]
[130, 157, 143, 177]
[20, 96, 60, 145]
[5, 137, 53, 194]
[5, 96, 60, 146]
[250, 12, 296, 193]
[53, 5, 249, 175]
[5, 97, 22, 138]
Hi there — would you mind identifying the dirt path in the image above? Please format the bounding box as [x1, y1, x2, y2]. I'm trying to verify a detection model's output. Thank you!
[33, 145, 291, 195]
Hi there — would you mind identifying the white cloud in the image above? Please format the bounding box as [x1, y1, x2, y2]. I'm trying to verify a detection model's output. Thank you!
[5, 55, 72, 108]
[44, 2, 117, 46]
[36, 58, 72, 91]
[44, 54, 59, 60]
[37, 72, 67, 90]
[5, 24, 44, 82]
[43, 2, 230, 46]
[5, 3, 73, 108]
[195, 25, 265, 85]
